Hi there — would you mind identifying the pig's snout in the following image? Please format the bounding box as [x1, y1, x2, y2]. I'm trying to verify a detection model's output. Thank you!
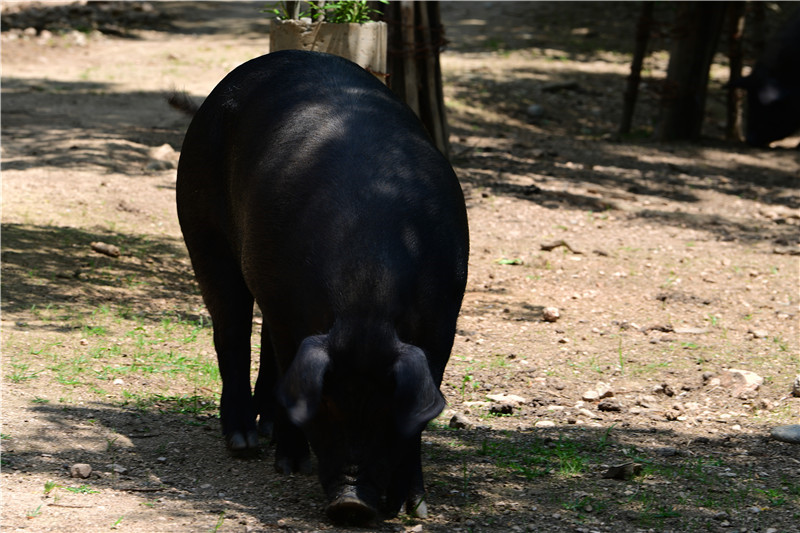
[325, 484, 378, 525]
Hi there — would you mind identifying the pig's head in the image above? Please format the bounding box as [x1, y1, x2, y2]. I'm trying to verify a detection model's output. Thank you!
[278, 332, 445, 524]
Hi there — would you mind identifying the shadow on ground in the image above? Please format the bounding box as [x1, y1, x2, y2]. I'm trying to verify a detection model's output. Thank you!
[1, 223, 198, 326]
[4, 399, 798, 532]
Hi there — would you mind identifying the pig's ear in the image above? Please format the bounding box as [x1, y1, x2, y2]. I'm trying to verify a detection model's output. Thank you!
[279, 335, 331, 427]
[393, 343, 446, 438]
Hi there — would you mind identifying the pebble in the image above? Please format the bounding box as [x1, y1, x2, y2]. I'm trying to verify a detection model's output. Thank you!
[108, 463, 127, 474]
[792, 375, 800, 398]
[582, 390, 600, 401]
[490, 403, 514, 415]
[722, 368, 763, 398]
[486, 393, 527, 405]
[770, 425, 800, 444]
[602, 462, 641, 480]
[70, 463, 92, 479]
[449, 413, 471, 430]
[534, 420, 555, 428]
[542, 306, 559, 322]
[90, 241, 120, 258]
[595, 382, 613, 399]
[597, 398, 623, 412]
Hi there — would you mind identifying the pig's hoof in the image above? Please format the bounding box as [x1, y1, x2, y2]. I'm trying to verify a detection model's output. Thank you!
[274, 455, 312, 475]
[326, 493, 378, 526]
[226, 430, 260, 458]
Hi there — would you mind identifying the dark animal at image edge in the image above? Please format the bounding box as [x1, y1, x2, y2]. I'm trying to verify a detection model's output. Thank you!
[176, 50, 469, 525]
[732, 7, 800, 147]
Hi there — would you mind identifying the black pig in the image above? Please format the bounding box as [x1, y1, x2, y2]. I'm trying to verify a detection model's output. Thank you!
[176, 50, 469, 524]
[733, 8, 800, 147]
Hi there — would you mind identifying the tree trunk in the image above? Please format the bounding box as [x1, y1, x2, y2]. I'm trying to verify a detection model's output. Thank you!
[725, 2, 746, 141]
[382, 1, 450, 158]
[655, 2, 727, 141]
[619, 1, 654, 136]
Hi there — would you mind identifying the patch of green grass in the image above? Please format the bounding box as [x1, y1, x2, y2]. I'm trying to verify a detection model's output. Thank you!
[7, 361, 43, 383]
[478, 434, 589, 480]
[772, 335, 789, 352]
[64, 484, 99, 494]
[44, 481, 60, 495]
[118, 392, 217, 415]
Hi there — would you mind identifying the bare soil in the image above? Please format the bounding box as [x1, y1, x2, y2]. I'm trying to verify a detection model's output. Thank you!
[2, 3, 799, 533]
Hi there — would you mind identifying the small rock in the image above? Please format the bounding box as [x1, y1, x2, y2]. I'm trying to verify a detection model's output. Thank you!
[792, 375, 800, 398]
[602, 463, 642, 480]
[636, 395, 658, 408]
[654, 382, 675, 397]
[582, 390, 600, 401]
[91, 241, 120, 258]
[449, 413, 471, 430]
[721, 368, 763, 398]
[748, 328, 769, 339]
[490, 403, 514, 415]
[108, 464, 127, 474]
[597, 398, 623, 412]
[149, 143, 177, 161]
[595, 382, 613, 399]
[486, 393, 527, 405]
[409, 525, 423, 533]
[534, 420, 555, 428]
[542, 306, 560, 322]
[770, 425, 800, 444]
[70, 463, 92, 479]
[156, 456, 167, 463]
[578, 408, 599, 419]
[113, 378, 124, 385]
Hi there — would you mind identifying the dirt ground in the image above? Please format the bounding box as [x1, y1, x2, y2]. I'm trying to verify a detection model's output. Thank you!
[1, 2, 799, 533]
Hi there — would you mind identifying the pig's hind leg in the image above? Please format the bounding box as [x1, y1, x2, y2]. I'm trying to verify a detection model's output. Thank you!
[188, 237, 260, 458]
